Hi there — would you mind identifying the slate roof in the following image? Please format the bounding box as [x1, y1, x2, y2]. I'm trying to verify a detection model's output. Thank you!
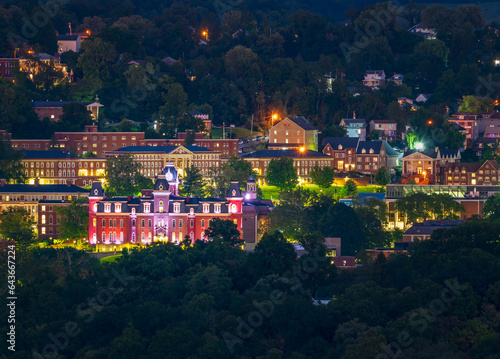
[445, 160, 499, 173]
[288, 116, 317, 131]
[0, 184, 89, 193]
[21, 150, 78, 159]
[404, 220, 464, 235]
[356, 141, 384, 155]
[114, 145, 213, 153]
[243, 149, 330, 158]
[31, 101, 91, 108]
[321, 137, 360, 149]
[382, 141, 399, 156]
[58, 35, 80, 41]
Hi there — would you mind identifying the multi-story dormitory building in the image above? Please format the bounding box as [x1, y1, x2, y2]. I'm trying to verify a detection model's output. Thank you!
[89, 164, 273, 251]
[2, 125, 238, 158]
[0, 179, 89, 239]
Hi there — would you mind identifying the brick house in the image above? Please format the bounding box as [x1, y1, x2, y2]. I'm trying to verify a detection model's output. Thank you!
[31, 101, 103, 122]
[88, 165, 272, 251]
[268, 116, 318, 151]
[443, 160, 500, 186]
[322, 137, 359, 172]
[369, 120, 397, 142]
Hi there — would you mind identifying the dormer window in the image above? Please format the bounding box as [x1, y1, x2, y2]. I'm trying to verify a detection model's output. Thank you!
[174, 203, 180, 213]
[362, 148, 366, 154]
[203, 203, 209, 213]
[131, 207, 136, 214]
[338, 145, 343, 150]
[104, 203, 111, 213]
[115, 203, 121, 213]
[214, 204, 221, 213]
[369, 148, 374, 154]
[144, 203, 151, 213]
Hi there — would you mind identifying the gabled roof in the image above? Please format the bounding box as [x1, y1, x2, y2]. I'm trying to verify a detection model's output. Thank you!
[58, 35, 80, 41]
[20, 150, 77, 159]
[114, 145, 213, 153]
[288, 116, 317, 131]
[383, 141, 399, 156]
[356, 141, 383, 155]
[340, 118, 366, 126]
[243, 149, 330, 158]
[370, 119, 397, 124]
[0, 184, 89, 194]
[404, 220, 464, 235]
[321, 137, 359, 149]
[365, 70, 385, 76]
[31, 100, 91, 108]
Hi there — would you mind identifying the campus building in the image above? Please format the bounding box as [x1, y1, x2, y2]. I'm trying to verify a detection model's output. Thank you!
[88, 164, 272, 251]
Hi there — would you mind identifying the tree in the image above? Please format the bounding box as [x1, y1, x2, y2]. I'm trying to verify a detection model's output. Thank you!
[310, 166, 335, 188]
[180, 166, 205, 197]
[0, 207, 36, 252]
[105, 154, 153, 197]
[55, 197, 89, 243]
[0, 134, 25, 183]
[374, 166, 391, 185]
[184, 130, 196, 146]
[59, 103, 93, 132]
[483, 194, 500, 221]
[459, 96, 494, 114]
[340, 179, 357, 198]
[395, 192, 464, 224]
[77, 38, 117, 83]
[266, 157, 298, 191]
[205, 218, 242, 246]
[250, 231, 297, 276]
[207, 156, 254, 198]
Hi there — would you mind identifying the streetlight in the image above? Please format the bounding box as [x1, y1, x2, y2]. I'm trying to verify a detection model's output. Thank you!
[202, 30, 209, 41]
[271, 113, 278, 127]
[415, 142, 424, 151]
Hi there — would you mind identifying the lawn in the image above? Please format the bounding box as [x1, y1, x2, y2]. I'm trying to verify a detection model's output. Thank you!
[260, 184, 384, 200]
[100, 254, 122, 263]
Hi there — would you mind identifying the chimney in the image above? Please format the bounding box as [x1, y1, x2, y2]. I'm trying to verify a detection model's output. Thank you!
[66, 179, 72, 187]
[0, 179, 5, 187]
[34, 178, 39, 187]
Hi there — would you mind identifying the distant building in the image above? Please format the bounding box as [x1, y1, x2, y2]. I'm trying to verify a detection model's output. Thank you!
[402, 220, 464, 242]
[0, 179, 89, 238]
[443, 160, 500, 186]
[408, 24, 437, 40]
[31, 101, 103, 122]
[57, 35, 81, 54]
[415, 94, 431, 103]
[363, 70, 386, 88]
[268, 116, 319, 151]
[402, 148, 461, 184]
[322, 137, 359, 172]
[88, 165, 272, 251]
[242, 149, 333, 185]
[387, 73, 403, 85]
[0, 58, 18, 81]
[339, 118, 366, 140]
[369, 120, 397, 142]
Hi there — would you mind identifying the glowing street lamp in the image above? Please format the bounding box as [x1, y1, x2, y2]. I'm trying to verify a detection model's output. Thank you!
[202, 30, 209, 41]
[271, 113, 278, 127]
[415, 142, 424, 151]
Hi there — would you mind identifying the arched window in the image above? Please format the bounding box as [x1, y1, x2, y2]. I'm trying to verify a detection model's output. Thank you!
[231, 204, 237, 213]
[148, 232, 152, 242]
[159, 201, 163, 213]
[141, 232, 145, 241]
[190, 232, 194, 240]
[132, 232, 136, 243]
[120, 232, 123, 242]
[172, 232, 176, 242]
[92, 233, 96, 243]
[102, 232, 106, 242]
